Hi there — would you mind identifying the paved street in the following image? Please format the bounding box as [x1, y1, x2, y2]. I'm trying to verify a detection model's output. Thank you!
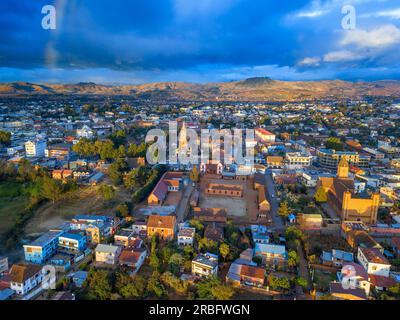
[176, 183, 194, 223]
[264, 170, 285, 231]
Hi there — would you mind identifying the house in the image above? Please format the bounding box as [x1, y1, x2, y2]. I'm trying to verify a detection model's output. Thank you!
[357, 247, 391, 278]
[254, 243, 287, 266]
[253, 173, 265, 190]
[177, 227, 196, 246]
[76, 125, 94, 139]
[0, 256, 8, 274]
[258, 186, 270, 212]
[204, 223, 224, 242]
[192, 253, 219, 278]
[297, 213, 323, 230]
[23, 229, 65, 264]
[330, 282, 367, 300]
[71, 271, 88, 288]
[200, 161, 223, 175]
[322, 249, 354, 267]
[8, 264, 43, 296]
[193, 207, 228, 224]
[114, 229, 136, 247]
[266, 156, 284, 169]
[95, 244, 122, 265]
[131, 221, 147, 237]
[251, 225, 270, 244]
[226, 262, 265, 288]
[119, 248, 147, 274]
[206, 183, 243, 197]
[147, 215, 177, 241]
[391, 238, 400, 257]
[147, 172, 183, 205]
[255, 128, 276, 143]
[58, 233, 87, 253]
[25, 139, 47, 158]
[345, 230, 383, 252]
[336, 262, 371, 297]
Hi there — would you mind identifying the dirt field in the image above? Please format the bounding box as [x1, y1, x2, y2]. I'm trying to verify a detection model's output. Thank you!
[199, 175, 260, 222]
[25, 184, 131, 236]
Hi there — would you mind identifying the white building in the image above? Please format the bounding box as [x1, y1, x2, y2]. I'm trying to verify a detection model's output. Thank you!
[192, 253, 219, 278]
[285, 152, 313, 169]
[95, 244, 121, 265]
[25, 139, 47, 158]
[255, 128, 276, 143]
[9, 264, 44, 296]
[357, 247, 391, 277]
[177, 227, 195, 246]
[76, 125, 95, 140]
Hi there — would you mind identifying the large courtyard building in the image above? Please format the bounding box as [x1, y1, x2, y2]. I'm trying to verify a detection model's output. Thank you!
[317, 157, 380, 224]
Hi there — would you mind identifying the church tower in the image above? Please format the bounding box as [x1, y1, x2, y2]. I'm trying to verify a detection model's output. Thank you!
[337, 156, 349, 178]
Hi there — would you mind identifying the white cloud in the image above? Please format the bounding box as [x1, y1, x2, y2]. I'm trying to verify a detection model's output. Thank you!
[340, 25, 400, 49]
[323, 50, 364, 62]
[376, 8, 400, 19]
[298, 57, 321, 66]
[297, 9, 329, 18]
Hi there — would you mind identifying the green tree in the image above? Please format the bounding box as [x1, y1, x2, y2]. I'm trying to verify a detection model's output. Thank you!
[99, 185, 115, 201]
[85, 269, 112, 300]
[197, 277, 234, 300]
[288, 250, 299, 269]
[296, 277, 308, 290]
[116, 203, 130, 218]
[198, 238, 217, 252]
[325, 137, 343, 151]
[147, 271, 166, 297]
[0, 130, 11, 146]
[41, 176, 63, 204]
[189, 219, 204, 233]
[219, 243, 230, 261]
[278, 200, 290, 218]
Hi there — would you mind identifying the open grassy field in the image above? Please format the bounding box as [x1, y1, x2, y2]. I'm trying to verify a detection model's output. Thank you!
[0, 182, 30, 238]
[25, 183, 132, 235]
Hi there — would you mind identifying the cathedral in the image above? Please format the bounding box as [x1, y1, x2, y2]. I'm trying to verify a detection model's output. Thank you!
[317, 157, 380, 225]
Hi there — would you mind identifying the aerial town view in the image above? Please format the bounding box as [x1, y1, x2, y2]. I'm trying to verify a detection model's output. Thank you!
[1, 0, 400, 308]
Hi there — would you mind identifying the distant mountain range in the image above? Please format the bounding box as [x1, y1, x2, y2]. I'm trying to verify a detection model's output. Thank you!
[1, 77, 400, 101]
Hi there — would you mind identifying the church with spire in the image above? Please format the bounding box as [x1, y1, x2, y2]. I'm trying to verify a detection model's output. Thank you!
[317, 157, 380, 225]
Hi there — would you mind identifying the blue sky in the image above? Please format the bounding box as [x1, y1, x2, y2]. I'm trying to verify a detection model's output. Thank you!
[1, 0, 400, 83]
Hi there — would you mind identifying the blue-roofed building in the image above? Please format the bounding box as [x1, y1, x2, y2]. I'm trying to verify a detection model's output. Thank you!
[23, 230, 65, 264]
[254, 243, 287, 266]
[322, 249, 354, 267]
[58, 233, 87, 253]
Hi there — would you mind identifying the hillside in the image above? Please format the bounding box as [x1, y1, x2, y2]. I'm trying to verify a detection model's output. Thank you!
[1, 78, 400, 101]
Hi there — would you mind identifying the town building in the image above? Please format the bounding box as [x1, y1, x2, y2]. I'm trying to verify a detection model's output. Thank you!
[255, 128, 276, 143]
[317, 157, 380, 224]
[58, 233, 87, 253]
[317, 149, 360, 169]
[147, 215, 177, 241]
[254, 243, 287, 266]
[95, 244, 121, 265]
[119, 248, 147, 274]
[8, 264, 43, 296]
[147, 172, 184, 205]
[193, 207, 228, 224]
[25, 139, 47, 157]
[206, 183, 243, 197]
[177, 227, 196, 246]
[191, 253, 219, 278]
[23, 230, 65, 264]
